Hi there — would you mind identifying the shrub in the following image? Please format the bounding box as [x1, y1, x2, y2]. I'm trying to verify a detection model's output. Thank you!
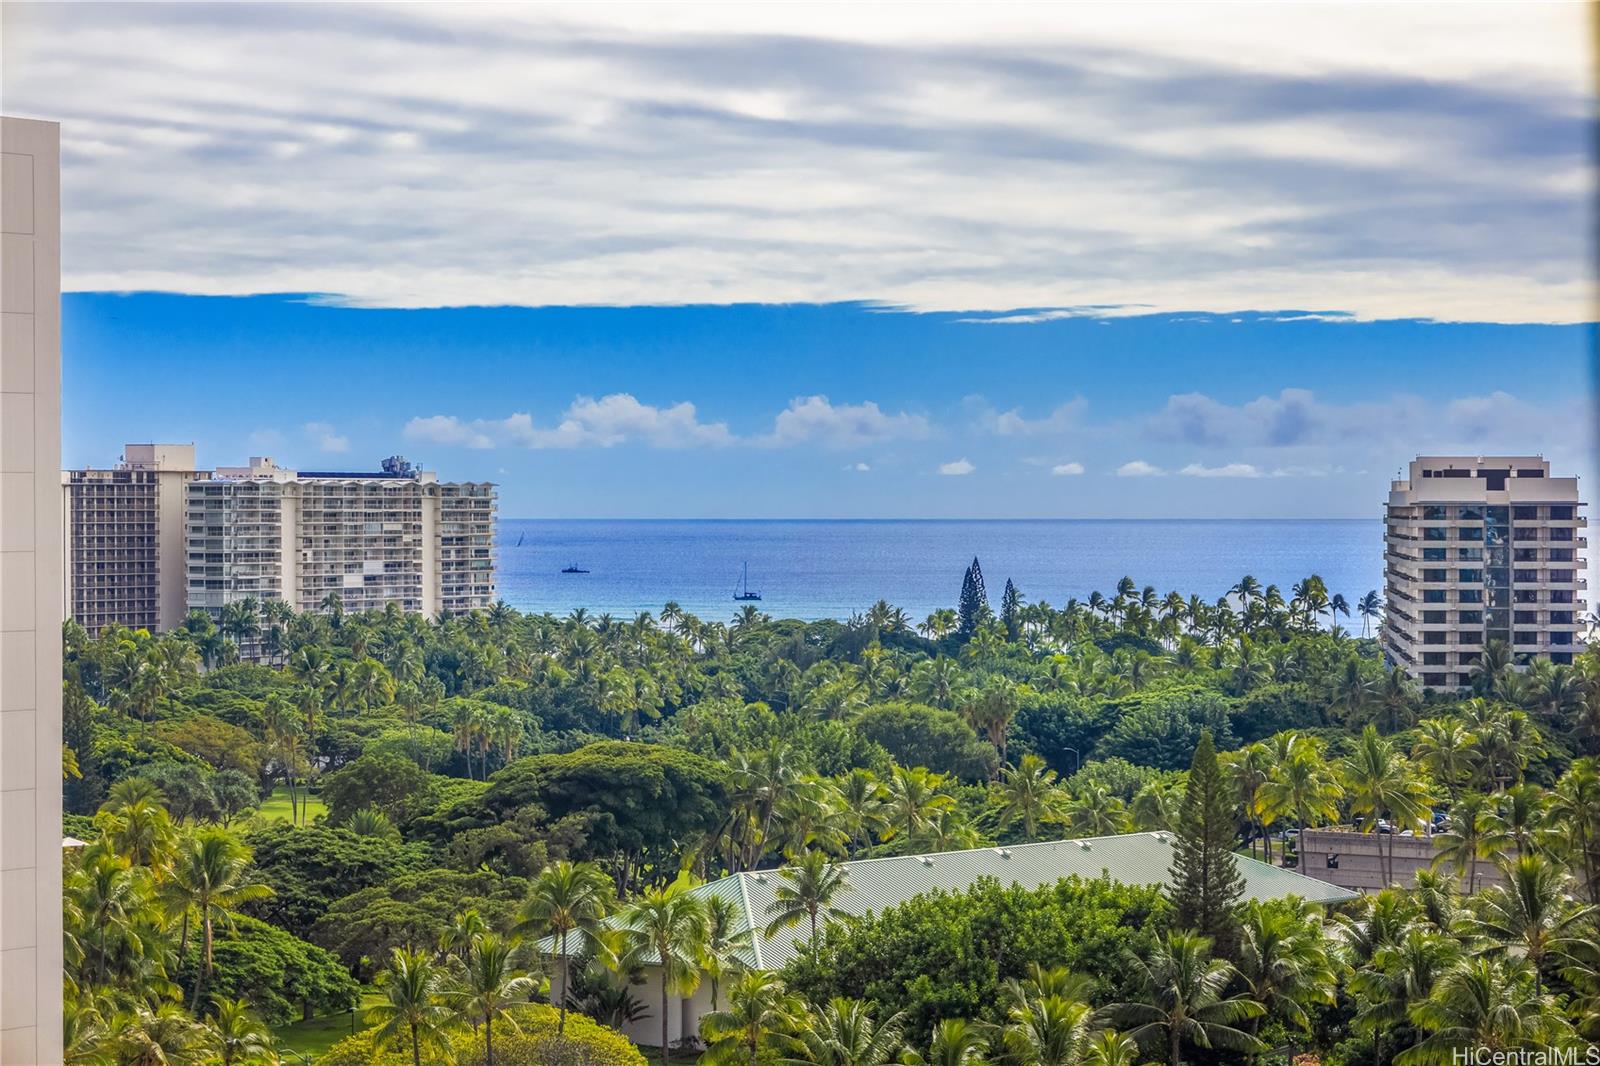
[315, 1005, 645, 1066]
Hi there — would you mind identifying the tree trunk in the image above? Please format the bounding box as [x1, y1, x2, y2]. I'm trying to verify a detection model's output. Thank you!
[558, 931, 569, 1034]
[661, 978, 671, 1066]
[410, 1021, 421, 1066]
[486, 1012, 494, 1066]
[1169, 1025, 1181, 1066]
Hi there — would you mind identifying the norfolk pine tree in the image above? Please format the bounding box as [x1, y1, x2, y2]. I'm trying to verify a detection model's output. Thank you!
[1169, 730, 1246, 954]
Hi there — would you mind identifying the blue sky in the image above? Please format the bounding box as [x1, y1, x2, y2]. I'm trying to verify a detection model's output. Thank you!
[63, 294, 1594, 519]
[7, 3, 1595, 520]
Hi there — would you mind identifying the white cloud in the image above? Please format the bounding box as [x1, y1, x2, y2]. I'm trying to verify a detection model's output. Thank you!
[1117, 460, 1165, 477]
[1180, 462, 1262, 478]
[939, 458, 976, 476]
[1051, 462, 1085, 476]
[405, 415, 496, 450]
[5, 3, 1587, 322]
[525, 394, 733, 449]
[846, 461, 871, 472]
[765, 396, 930, 449]
[304, 421, 349, 453]
[990, 399, 1087, 437]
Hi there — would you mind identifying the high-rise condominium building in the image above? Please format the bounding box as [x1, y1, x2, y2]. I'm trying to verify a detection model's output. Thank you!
[1383, 455, 1588, 690]
[2, 114, 64, 1066]
[64, 443, 207, 634]
[185, 455, 497, 621]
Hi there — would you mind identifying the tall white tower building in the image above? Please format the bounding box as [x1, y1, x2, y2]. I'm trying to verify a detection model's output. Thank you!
[1383, 455, 1588, 690]
[1, 114, 64, 1066]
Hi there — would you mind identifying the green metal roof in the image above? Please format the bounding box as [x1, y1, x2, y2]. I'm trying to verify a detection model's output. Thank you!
[558, 832, 1357, 970]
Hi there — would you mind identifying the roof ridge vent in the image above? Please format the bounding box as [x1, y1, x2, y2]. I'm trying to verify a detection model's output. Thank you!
[994, 847, 1012, 858]
[918, 856, 934, 867]
[1076, 840, 1093, 850]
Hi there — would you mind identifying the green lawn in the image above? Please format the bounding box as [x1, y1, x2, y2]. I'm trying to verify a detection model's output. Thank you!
[256, 785, 327, 826]
[276, 990, 382, 1063]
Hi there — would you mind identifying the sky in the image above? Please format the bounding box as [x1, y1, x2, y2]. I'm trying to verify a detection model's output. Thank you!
[5, 2, 1597, 521]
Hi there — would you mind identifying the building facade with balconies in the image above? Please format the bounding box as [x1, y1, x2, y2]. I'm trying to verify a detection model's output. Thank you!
[185, 455, 496, 627]
[63, 443, 208, 634]
[1382, 455, 1587, 690]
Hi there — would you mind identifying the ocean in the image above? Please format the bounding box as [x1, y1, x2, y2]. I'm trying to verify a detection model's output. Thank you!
[493, 519, 1385, 624]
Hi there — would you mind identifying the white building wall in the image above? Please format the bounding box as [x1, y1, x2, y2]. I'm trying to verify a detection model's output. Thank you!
[0, 114, 64, 1066]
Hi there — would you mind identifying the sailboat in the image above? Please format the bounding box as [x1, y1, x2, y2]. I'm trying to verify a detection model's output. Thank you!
[516, 533, 524, 547]
[733, 562, 762, 601]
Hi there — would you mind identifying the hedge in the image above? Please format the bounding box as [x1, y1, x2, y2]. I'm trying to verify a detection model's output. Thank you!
[316, 1003, 646, 1066]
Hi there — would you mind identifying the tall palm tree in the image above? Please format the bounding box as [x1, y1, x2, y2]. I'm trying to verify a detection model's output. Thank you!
[997, 755, 1069, 842]
[107, 1004, 216, 1066]
[449, 932, 535, 1066]
[1105, 931, 1265, 1066]
[1000, 992, 1095, 1066]
[164, 829, 273, 1010]
[1397, 956, 1574, 1064]
[789, 997, 906, 1066]
[1340, 726, 1434, 885]
[365, 947, 455, 1066]
[1356, 590, 1382, 638]
[513, 860, 614, 1034]
[620, 884, 710, 1066]
[1457, 854, 1598, 992]
[881, 766, 956, 847]
[207, 998, 275, 1066]
[699, 971, 802, 1066]
[1432, 791, 1510, 894]
[1256, 735, 1344, 869]
[1350, 926, 1461, 1065]
[764, 849, 852, 964]
[1547, 757, 1600, 906]
[1063, 783, 1130, 838]
[701, 893, 753, 1013]
[1082, 1030, 1140, 1066]
[1234, 898, 1336, 1041]
[1411, 717, 1476, 806]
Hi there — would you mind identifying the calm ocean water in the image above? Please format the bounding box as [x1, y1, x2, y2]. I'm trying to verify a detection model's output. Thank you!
[493, 519, 1385, 623]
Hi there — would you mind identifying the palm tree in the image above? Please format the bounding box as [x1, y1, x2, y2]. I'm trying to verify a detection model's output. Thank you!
[165, 829, 274, 1010]
[1432, 791, 1509, 894]
[620, 884, 710, 1066]
[881, 766, 956, 847]
[1397, 956, 1574, 1064]
[789, 997, 906, 1066]
[450, 932, 535, 1066]
[1105, 931, 1265, 1066]
[1256, 735, 1344, 869]
[764, 849, 851, 964]
[1548, 757, 1600, 905]
[900, 1019, 989, 1066]
[1356, 590, 1382, 638]
[1234, 898, 1336, 1042]
[699, 971, 802, 1066]
[1082, 1030, 1140, 1066]
[701, 893, 753, 1013]
[1411, 717, 1476, 806]
[366, 947, 455, 1066]
[107, 1004, 216, 1066]
[1340, 726, 1434, 885]
[1000, 990, 1095, 1066]
[1063, 783, 1130, 837]
[1457, 853, 1598, 992]
[997, 755, 1069, 842]
[1350, 926, 1461, 1065]
[513, 860, 614, 1034]
[207, 997, 275, 1066]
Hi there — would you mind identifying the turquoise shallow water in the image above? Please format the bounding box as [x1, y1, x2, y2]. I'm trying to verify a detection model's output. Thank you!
[493, 519, 1384, 624]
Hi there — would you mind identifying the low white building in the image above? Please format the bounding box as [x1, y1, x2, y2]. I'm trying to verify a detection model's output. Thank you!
[554, 833, 1357, 1049]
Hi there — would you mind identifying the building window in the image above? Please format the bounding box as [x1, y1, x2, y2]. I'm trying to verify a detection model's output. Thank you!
[1552, 652, 1574, 664]
[1458, 569, 1482, 583]
[1425, 590, 1448, 603]
[1551, 590, 1574, 604]
[1550, 505, 1574, 520]
[1513, 527, 1538, 541]
[1424, 673, 1448, 686]
[1457, 589, 1482, 604]
[1459, 630, 1483, 644]
[1549, 548, 1574, 562]
[1550, 527, 1574, 542]
[1513, 569, 1538, 583]
[1422, 547, 1447, 561]
[1550, 570, 1574, 583]
[1513, 506, 1538, 520]
[1459, 527, 1484, 542]
[1424, 527, 1448, 541]
[1551, 632, 1573, 646]
[1514, 610, 1538, 625]
[1457, 548, 1483, 561]
[1424, 568, 1448, 582]
[1423, 652, 1448, 665]
[1459, 610, 1483, 624]
[1459, 651, 1482, 665]
[1422, 610, 1448, 623]
[1515, 590, 1539, 604]
[1423, 632, 1446, 645]
[1514, 548, 1540, 562]
[1550, 611, 1573, 625]
[1424, 506, 1449, 520]
[1459, 506, 1485, 521]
